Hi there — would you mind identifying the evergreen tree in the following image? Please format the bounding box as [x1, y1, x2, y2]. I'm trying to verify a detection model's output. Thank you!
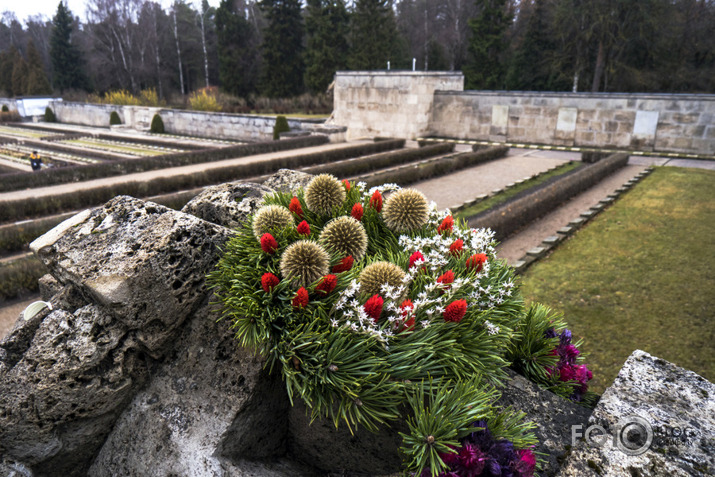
[259, 0, 304, 97]
[304, 0, 349, 93]
[11, 49, 28, 96]
[506, 0, 555, 91]
[50, 1, 88, 91]
[349, 0, 403, 70]
[0, 48, 15, 96]
[25, 40, 52, 95]
[215, 0, 261, 97]
[464, 0, 512, 90]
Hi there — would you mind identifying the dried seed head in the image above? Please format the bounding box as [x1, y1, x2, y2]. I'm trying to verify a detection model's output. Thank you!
[382, 188, 429, 232]
[280, 240, 330, 287]
[252, 205, 293, 240]
[359, 261, 406, 298]
[305, 174, 346, 215]
[319, 216, 368, 261]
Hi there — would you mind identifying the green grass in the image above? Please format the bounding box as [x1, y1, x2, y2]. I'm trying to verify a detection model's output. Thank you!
[66, 139, 170, 156]
[455, 161, 582, 219]
[519, 167, 715, 392]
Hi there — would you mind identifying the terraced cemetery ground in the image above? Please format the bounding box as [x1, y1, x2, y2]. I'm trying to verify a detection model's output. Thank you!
[519, 166, 715, 393]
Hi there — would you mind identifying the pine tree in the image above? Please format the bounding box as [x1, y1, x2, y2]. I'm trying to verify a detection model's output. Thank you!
[259, 0, 305, 97]
[25, 40, 53, 95]
[11, 49, 28, 97]
[349, 0, 402, 70]
[463, 0, 512, 90]
[50, 1, 88, 92]
[0, 48, 15, 96]
[215, 0, 261, 97]
[304, 0, 349, 93]
[506, 0, 555, 91]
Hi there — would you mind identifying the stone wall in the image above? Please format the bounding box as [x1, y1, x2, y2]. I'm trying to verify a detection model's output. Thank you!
[48, 102, 343, 142]
[430, 91, 715, 154]
[330, 71, 464, 140]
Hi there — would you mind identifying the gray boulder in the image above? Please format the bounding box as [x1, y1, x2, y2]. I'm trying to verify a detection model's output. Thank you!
[181, 181, 275, 229]
[262, 169, 314, 193]
[30, 196, 231, 357]
[497, 369, 593, 476]
[558, 350, 714, 476]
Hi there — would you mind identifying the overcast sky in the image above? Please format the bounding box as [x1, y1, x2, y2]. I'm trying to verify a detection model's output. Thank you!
[1, 0, 220, 24]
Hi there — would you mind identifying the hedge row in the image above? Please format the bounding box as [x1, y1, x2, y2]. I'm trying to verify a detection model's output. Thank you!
[301, 142, 455, 178]
[10, 137, 130, 162]
[358, 145, 509, 188]
[0, 135, 330, 193]
[0, 255, 46, 302]
[0, 139, 405, 223]
[0, 214, 72, 255]
[468, 153, 629, 240]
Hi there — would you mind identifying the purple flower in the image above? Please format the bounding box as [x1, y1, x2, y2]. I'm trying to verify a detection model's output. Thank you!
[559, 328, 572, 345]
[544, 327, 558, 339]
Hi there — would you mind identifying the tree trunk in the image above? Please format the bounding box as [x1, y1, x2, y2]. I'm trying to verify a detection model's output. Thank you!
[591, 39, 605, 92]
[199, 11, 209, 88]
[173, 6, 185, 95]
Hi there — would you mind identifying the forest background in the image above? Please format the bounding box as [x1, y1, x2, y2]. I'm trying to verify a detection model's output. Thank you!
[1, 0, 713, 113]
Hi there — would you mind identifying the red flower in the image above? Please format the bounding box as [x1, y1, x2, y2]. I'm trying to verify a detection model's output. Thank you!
[292, 287, 309, 308]
[399, 299, 415, 331]
[289, 196, 303, 218]
[408, 251, 425, 269]
[443, 299, 467, 322]
[369, 190, 383, 212]
[437, 270, 455, 289]
[466, 253, 488, 272]
[449, 239, 464, 256]
[364, 294, 384, 322]
[437, 215, 454, 235]
[316, 274, 337, 295]
[260, 233, 278, 254]
[261, 272, 280, 293]
[342, 179, 351, 191]
[351, 203, 364, 221]
[297, 220, 310, 235]
[331, 255, 354, 273]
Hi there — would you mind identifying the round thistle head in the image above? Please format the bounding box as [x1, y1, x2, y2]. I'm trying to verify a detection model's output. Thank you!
[280, 240, 330, 287]
[382, 188, 429, 232]
[305, 174, 346, 215]
[319, 216, 368, 261]
[252, 205, 293, 240]
[359, 261, 407, 298]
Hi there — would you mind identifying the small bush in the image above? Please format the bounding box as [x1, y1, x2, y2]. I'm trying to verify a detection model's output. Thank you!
[103, 90, 141, 106]
[109, 111, 122, 125]
[1, 104, 8, 112]
[139, 88, 163, 107]
[273, 115, 290, 140]
[44, 107, 57, 122]
[189, 89, 221, 112]
[0, 109, 21, 122]
[150, 114, 165, 134]
[0, 256, 46, 301]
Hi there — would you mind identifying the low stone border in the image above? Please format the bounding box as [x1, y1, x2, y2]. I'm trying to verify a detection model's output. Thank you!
[512, 166, 655, 274]
[417, 136, 715, 161]
[451, 161, 574, 213]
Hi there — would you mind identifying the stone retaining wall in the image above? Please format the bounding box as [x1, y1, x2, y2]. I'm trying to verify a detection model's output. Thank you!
[330, 71, 465, 140]
[48, 102, 344, 142]
[329, 74, 715, 155]
[431, 91, 715, 154]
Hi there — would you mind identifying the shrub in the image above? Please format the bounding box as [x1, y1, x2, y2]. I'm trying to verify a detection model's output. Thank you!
[273, 115, 290, 140]
[0, 256, 46, 301]
[44, 107, 56, 122]
[103, 90, 140, 106]
[150, 114, 165, 134]
[0, 109, 21, 122]
[139, 88, 162, 107]
[109, 111, 122, 125]
[1, 104, 8, 112]
[189, 89, 221, 112]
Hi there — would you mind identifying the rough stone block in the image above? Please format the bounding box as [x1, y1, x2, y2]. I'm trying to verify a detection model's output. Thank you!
[568, 217, 586, 228]
[182, 181, 274, 229]
[557, 226, 574, 235]
[580, 210, 597, 220]
[497, 369, 591, 477]
[559, 350, 714, 477]
[542, 235, 562, 246]
[263, 169, 314, 194]
[526, 246, 547, 257]
[30, 196, 231, 356]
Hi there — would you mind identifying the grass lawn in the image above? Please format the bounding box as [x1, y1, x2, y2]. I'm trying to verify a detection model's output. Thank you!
[518, 166, 714, 393]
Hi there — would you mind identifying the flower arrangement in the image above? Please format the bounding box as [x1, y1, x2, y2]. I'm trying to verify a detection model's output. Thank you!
[210, 174, 549, 475]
